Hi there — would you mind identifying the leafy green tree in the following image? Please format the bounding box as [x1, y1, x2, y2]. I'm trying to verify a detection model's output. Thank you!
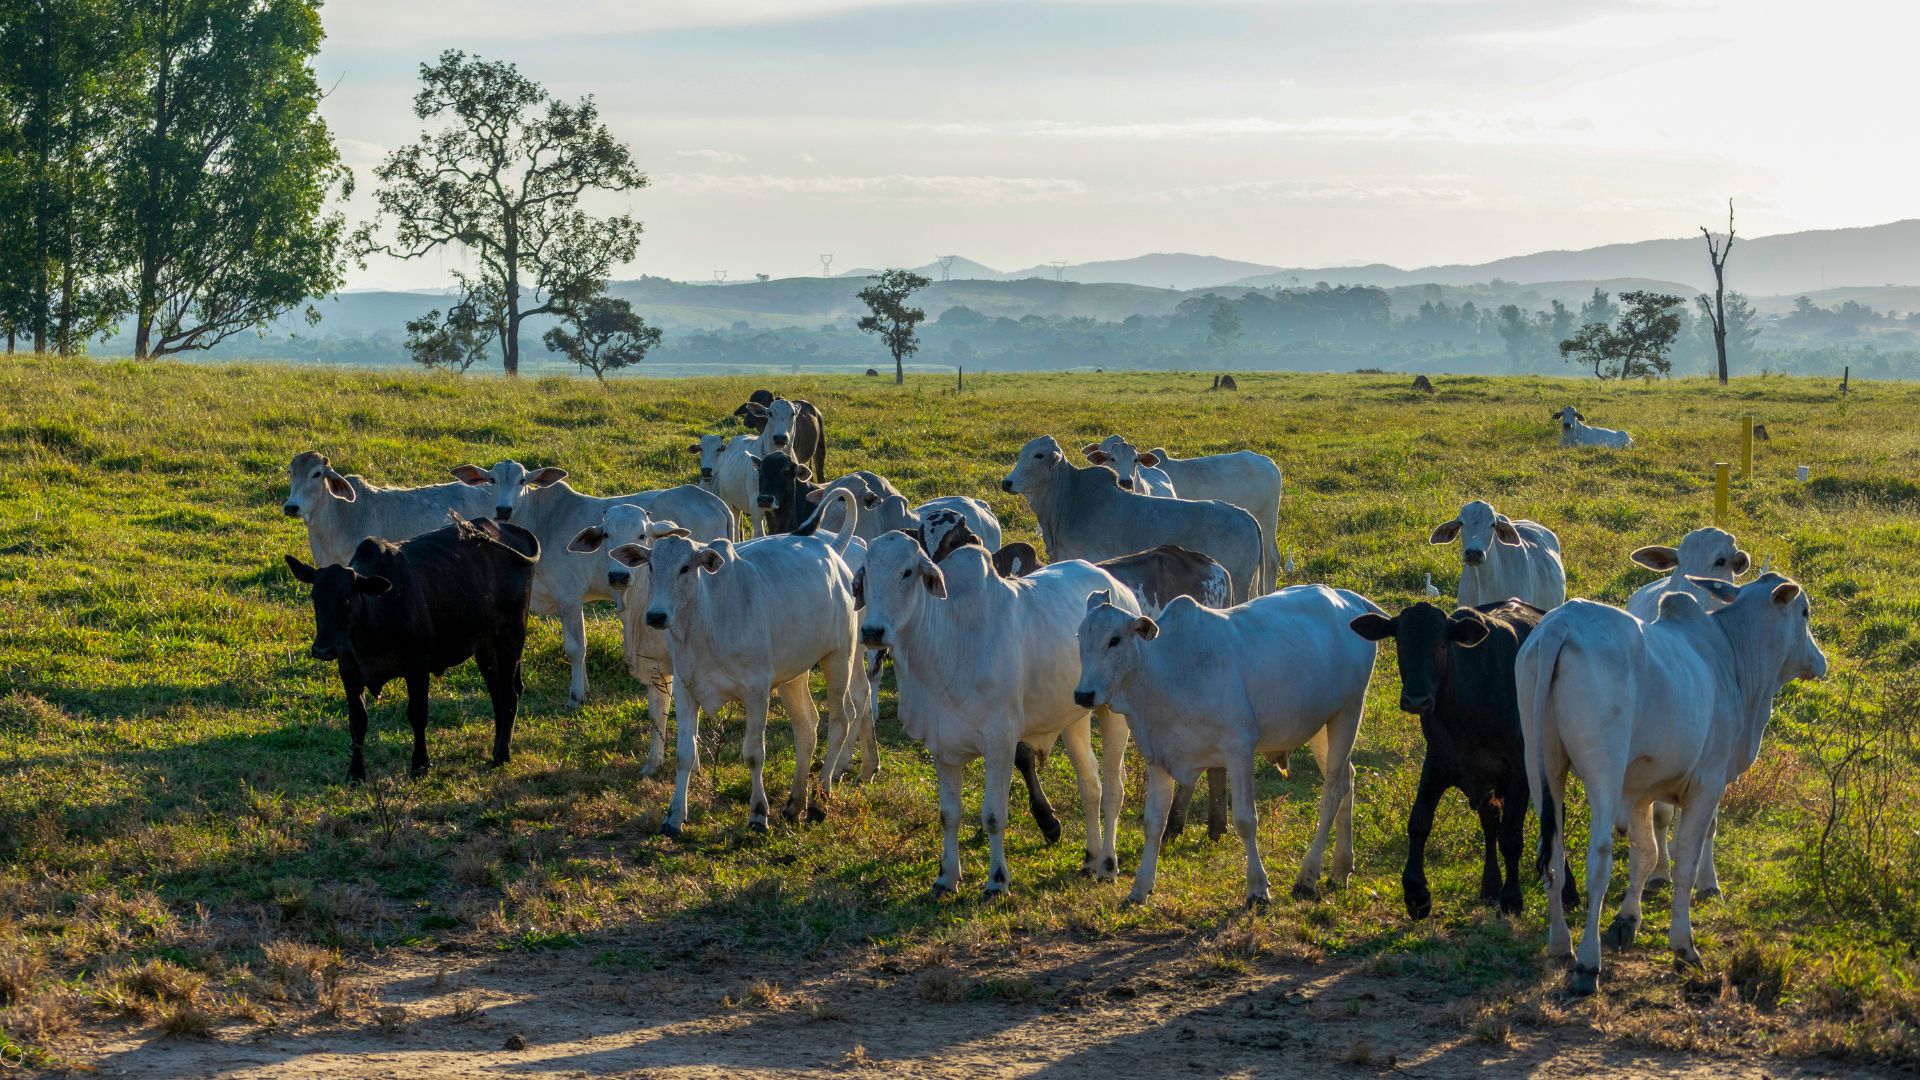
[1559, 290, 1684, 380]
[1578, 287, 1617, 331]
[405, 284, 500, 373]
[542, 294, 661, 381]
[355, 51, 647, 375]
[1495, 304, 1537, 370]
[1695, 289, 1759, 374]
[856, 268, 930, 384]
[1206, 299, 1242, 362]
[119, 0, 348, 358]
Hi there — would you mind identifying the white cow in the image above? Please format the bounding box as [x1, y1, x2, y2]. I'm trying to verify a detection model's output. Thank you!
[858, 532, 1138, 895]
[690, 433, 767, 537]
[1082, 438, 1177, 498]
[1430, 500, 1566, 611]
[1555, 406, 1633, 450]
[1105, 437, 1283, 594]
[862, 494, 1003, 552]
[1625, 526, 1751, 894]
[1074, 585, 1382, 905]
[451, 460, 735, 706]
[1517, 574, 1825, 995]
[283, 452, 492, 568]
[632, 489, 868, 836]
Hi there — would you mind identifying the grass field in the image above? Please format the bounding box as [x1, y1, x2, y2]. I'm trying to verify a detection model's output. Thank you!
[3, 356, 1920, 1073]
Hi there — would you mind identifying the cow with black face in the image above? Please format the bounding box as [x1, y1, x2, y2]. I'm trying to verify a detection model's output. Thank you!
[1348, 599, 1579, 919]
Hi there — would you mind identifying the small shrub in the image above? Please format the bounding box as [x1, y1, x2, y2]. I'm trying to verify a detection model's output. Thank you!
[916, 968, 967, 1004]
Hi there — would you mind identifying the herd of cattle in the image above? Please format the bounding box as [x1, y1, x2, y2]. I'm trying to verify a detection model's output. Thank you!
[279, 391, 1822, 995]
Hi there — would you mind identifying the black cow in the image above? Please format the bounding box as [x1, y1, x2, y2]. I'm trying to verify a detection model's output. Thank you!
[1348, 599, 1580, 918]
[752, 450, 819, 534]
[286, 514, 539, 783]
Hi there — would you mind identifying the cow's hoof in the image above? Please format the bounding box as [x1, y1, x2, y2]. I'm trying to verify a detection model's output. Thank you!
[1404, 891, 1432, 921]
[1693, 886, 1722, 905]
[806, 802, 827, 824]
[1646, 876, 1672, 894]
[1037, 816, 1063, 846]
[930, 881, 956, 898]
[1498, 890, 1524, 917]
[660, 820, 682, 839]
[1549, 950, 1574, 969]
[567, 696, 585, 710]
[780, 803, 800, 824]
[982, 886, 1009, 902]
[1246, 894, 1271, 911]
[748, 819, 769, 835]
[1672, 948, 1704, 972]
[1289, 882, 1318, 902]
[1567, 964, 1599, 996]
[1122, 891, 1151, 908]
[488, 755, 509, 770]
[1603, 914, 1640, 949]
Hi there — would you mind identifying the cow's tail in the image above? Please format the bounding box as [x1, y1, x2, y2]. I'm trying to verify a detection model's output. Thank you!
[1521, 617, 1569, 883]
[813, 438, 827, 490]
[793, 486, 856, 558]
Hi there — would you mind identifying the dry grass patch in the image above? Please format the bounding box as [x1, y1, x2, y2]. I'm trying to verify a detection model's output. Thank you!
[915, 967, 968, 1004]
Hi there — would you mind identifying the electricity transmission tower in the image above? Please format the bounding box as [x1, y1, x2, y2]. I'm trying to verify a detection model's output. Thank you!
[937, 255, 958, 282]
[819, 254, 835, 278]
[1048, 260, 1068, 282]
[712, 271, 728, 285]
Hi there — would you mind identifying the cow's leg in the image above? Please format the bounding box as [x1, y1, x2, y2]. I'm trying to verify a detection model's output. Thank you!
[1094, 708, 1129, 880]
[857, 650, 884, 782]
[1542, 757, 1574, 961]
[662, 685, 701, 837]
[1206, 767, 1228, 841]
[1128, 765, 1178, 904]
[933, 756, 965, 894]
[1057, 716, 1106, 879]
[1495, 775, 1528, 915]
[1015, 742, 1063, 844]
[1163, 781, 1191, 841]
[1607, 801, 1659, 948]
[779, 677, 823, 823]
[1693, 810, 1722, 901]
[484, 643, 520, 768]
[1571, 781, 1621, 995]
[560, 603, 589, 708]
[1476, 799, 1504, 904]
[342, 671, 370, 784]
[1301, 705, 1362, 892]
[1648, 800, 1675, 889]
[404, 671, 431, 777]
[742, 688, 777, 831]
[1667, 793, 1723, 970]
[1228, 753, 1270, 906]
[1402, 757, 1447, 919]
[982, 740, 1016, 896]
[642, 674, 671, 777]
[817, 656, 861, 812]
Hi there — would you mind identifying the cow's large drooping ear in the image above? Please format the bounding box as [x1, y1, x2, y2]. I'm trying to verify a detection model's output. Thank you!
[1429, 519, 1462, 545]
[1550, 410, 1562, 420]
[698, 547, 726, 573]
[1574, 409, 1586, 421]
[1136, 451, 1161, 468]
[794, 464, 812, 483]
[1086, 589, 1112, 613]
[745, 453, 762, 469]
[646, 523, 691, 539]
[1079, 442, 1102, 457]
[1085, 449, 1111, 466]
[1731, 549, 1751, 576]
[1448, 611, 1492, 648]
[850, 565, 866, 609]
[285, 555, 317, 584]
[1492, 517, 1522, 544]
[922, 563, 947, 598]
[567, 526, 608, 553]
[1630, 545, 1679, 572]
[354, 574, 391, 596]
[1132, 616, 1160, 641]
[323, 470, 355, 502]
[451, 464, 491, 486]
[609, 543, 650, 567]
[1686, 575, 1742, 605]
[1770, 580, 1802, 606]
[739, 401, 769, 418]
[804, 487, 825, 503]
[1348, 612, 1395, 642]
[686, 442, 702, 455]
[527, 467, 568, 487]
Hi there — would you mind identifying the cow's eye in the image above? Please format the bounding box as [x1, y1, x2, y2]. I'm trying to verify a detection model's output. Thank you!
[900, 568, 913, 580]
[1033, 453, 1043, 459]
[310, 471, 321, 478]
[1106, 636, 1120, 649]
[678, 566, 690, 575]
[1714, 558, 1726, 567]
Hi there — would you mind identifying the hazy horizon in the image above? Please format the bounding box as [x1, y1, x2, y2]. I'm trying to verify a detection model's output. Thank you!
[320, 0, 1917, 290]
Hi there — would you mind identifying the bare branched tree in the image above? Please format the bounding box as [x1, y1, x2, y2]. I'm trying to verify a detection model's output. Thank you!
[1700, 198, 1736, 385]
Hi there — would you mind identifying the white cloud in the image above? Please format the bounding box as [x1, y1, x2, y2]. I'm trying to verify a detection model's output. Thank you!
[336, 138, 389, 167]
[655, 172, 1086, 203]
[797, 152, 818, 164]
[1144, 179, 1481, 206]
[916, 111, 1602, 145]
[675, 148, 748, 163]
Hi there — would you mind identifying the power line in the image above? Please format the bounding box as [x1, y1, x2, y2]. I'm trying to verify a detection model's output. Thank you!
[712, 270, 728, 285]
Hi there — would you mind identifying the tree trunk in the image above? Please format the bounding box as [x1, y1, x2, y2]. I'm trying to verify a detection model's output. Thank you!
[893, 347, 903, 385]
[135, 0, 172, 361]
[1712, 279, 1728, 385]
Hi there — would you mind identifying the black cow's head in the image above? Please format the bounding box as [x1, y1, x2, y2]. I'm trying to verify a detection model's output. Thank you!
[286, 555, 389, 662]
[753, 450, 810, 513]
[1349, 601, 1490, 716]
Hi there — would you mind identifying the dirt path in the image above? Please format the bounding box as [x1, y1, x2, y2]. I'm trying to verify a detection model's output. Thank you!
[65, 936, 1832, 1078]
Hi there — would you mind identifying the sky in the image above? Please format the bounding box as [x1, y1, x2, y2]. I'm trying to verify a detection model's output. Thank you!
[318, 0, 1920, 290]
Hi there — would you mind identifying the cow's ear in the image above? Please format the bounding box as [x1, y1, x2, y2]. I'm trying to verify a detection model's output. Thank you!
[451, 464, 491, 486]
[1550, 410, 1561, 420]
[1770, 580, 1802, 606]
[794, 464, 812, 483]
[285, 555, 316, 584]
[1685, 576, 1742, 605]
[1132, 616, 1160, 641]
[922, 564, 947, 598]
[1086, 589, 1111, 613]
[646, 523, 690, 539]
[1575, 409, 1586, 421]
[354, 574, 391, 596]
[1136, 451, 1160, 468]
[1085, 449, 1111, 465]
[745, 453, 761, 469]
[686, 442, 702, 455]
[804, 487, 824, 503]
[741, 402, 769, 418]
[609, 543, 650, 567]
[1429, 519, 1461, 545]
[1079, 442, 1101, 456]
[1348, 612, 1395, 642]
[1731, 549, 1751, 576]
[1630, 545, 1679, 571]
[1448, 611, 1491, 648]
[1492, 517, 1522, 544]
[527, 467, 568, 487]
[568, 526, 608, 554]
[324, 470, 355, 502]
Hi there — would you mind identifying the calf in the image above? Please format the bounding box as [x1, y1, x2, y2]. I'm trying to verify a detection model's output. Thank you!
[1554, 405, 1633, 449]
[859, 532, 1139, 894]
[286, 514, 538, 782]
[1082, 439, 1177, 497]
[454, 460, 735, 705]
[1625, 526, 1751, 896]
[1075, 585, 1381, 904]
[753, 450, 822, 535]
[1518, 575, 1825, 994]
[1100, 437, 1283, 594]
[1349, 600, 1578, 918]
[1002, 435, 1263, 604]
[631, 489, 868, 835]
[736, 393, 826, 480]
[285, 452, 492, 568]
[1430, 499, 1565, 611]
[690, 434, 766, 537]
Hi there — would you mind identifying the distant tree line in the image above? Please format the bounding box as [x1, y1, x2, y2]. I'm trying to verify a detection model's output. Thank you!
[0, 0, 349, 358]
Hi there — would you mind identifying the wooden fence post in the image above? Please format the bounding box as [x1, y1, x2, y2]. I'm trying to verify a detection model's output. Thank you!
[1714, 463, 1730, 524]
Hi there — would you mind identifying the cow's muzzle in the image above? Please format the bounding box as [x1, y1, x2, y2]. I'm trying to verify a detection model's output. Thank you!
[1118, 479, 1134, 491]
[1463, 549, 1485, 566]
[999, 479, 1014, 493]
[700, 468, 714, 479]
[1399, 693, 1433, 715]
[645, 611, 668, 629]
[495, 507, 513, 521]
[1073, 689, 1097, 708]
[608, 569, 632, 588]
[310, 644, 337, 661]
[282, 503, 301, 518]
[757, 494, 777, 508]
[860, 625, 886, 647]
[771, 434, 789, 448]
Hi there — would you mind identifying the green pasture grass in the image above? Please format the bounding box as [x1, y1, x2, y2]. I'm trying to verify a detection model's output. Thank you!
[2, 356, 1919, 1065]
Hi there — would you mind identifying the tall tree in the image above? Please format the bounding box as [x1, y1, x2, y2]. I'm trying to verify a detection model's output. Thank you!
[542, 294, 660, 381]
[1206, 299, 1242, 362]
[1559, 290, 1684, 380]
[1577, 287, 1617, 331]
[1699, 198, 1736, 385]
[1694, 289, 1758, 374]
[355, 51, 647, 375]
[119, 0, 348, 358]
[856, 268, 930, 384]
